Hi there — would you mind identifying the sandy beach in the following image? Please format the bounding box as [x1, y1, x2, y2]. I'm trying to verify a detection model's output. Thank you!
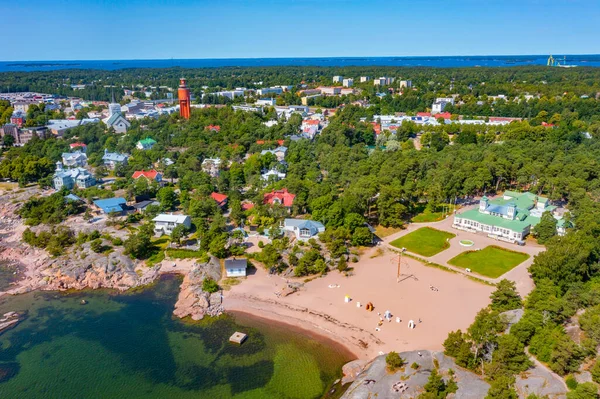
[224, 245, 495, 360]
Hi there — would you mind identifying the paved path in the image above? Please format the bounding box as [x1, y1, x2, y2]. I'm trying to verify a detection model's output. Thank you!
[382, 206, 545, 297]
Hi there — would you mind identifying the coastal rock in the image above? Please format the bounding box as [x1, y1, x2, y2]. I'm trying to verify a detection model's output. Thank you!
[340, 351, 489, 399]
[0, 312, 21, 335]
[173, 257, 223, 320]
[341, 359, 368, 384]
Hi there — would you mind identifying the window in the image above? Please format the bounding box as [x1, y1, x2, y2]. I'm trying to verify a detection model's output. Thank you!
[300, 228, 311, 237]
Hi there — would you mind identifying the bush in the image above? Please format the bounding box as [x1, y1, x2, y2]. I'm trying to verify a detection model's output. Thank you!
[90, 239, 103, 253]
[411, 362, 420, 370]
[202, 277, 219, 293]
[258, 240, 265, 248]
[112, 237, 123, 246]
[591, 360, 600, 384]
[337, 257, 348, 272]
[566, 375, 578, 390]
[385, 351, 404, 371]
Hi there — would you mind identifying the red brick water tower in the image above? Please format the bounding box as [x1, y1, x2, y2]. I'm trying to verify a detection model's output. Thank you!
[178, 78, 191, 119]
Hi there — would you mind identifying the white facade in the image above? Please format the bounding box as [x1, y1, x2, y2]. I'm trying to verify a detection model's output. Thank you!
[360, 76, 370, 83]
[333, 76, 343, 83]
[152, 214, 191, 236]
[342, 78, 354, 88]
[62, 151, 88, 168]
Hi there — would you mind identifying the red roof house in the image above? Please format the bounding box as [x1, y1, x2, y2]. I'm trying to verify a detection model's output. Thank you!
[416, 112, 431, 117]
[69, 142, 87, 150]
[132, 169, 162, 182]
[433, 112, 452, 120]
[206, 125, 221, 132]
[210, 192, 228, 208]
[370, 122, 381, 135]
[241, 202, 254, 211]
[263, 188, 295, 208]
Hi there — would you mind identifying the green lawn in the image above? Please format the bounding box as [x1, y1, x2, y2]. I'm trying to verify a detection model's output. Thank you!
[448, 246, 530, 278]
[390, 227, 455, 257]
[411, 203, 458, 223]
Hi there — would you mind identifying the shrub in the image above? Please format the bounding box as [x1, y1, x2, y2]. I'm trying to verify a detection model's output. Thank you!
[202, 277, 219, 293]
[258, 240, 265, 248]
[566, 375, 578, 390]
[112, 237, 123, 246]
[385, 351, 404, 371]
[411, 362, 420, 370]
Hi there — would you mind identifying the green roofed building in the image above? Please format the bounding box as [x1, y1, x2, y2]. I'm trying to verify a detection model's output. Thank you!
[453, 191, 565, 243]
[136, 137, 157, 150]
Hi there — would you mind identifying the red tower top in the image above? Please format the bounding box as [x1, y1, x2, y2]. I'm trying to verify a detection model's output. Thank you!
[178, 78, 191, 120]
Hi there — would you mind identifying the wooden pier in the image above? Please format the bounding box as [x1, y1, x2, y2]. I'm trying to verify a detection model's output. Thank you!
[229, 331, 248, 344]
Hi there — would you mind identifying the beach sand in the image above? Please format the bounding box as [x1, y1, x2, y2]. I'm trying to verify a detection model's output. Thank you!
[224, 246, 494, 359]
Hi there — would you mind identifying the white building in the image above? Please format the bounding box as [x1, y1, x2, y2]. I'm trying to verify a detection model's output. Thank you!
[103, 98, 130, 133]
[257, 87, 283, 96]
[399, 80, 412, 89]
[256, 98, 277, 106]
[152, 214, 191, 236]
[283, 218, 325, 240]
[53, 162, 95, 190]
[202, 158, 222, 178]
[225, 258, 247, 277]
[343, 78, 354, 88]
[62, 151, 87, 168]
[333, 76, 344, 84]
[360, 76, 371, 83]
[261, 169, 286, 181]
[374, 77, 395, 86]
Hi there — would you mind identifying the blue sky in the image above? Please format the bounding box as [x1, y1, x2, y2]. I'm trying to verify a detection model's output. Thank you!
[2, 0, 598, 60]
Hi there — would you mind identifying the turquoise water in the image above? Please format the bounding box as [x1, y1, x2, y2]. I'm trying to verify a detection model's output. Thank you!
[0, 276, 352, 398]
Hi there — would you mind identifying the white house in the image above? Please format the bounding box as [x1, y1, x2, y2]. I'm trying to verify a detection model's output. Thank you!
[261, 169, 286, 181]
[62, 151, 88, 168]
[225, 258, 248, 277]
[283, 218, 325, 240]
[333, 76, 343, 83]
[360, 76, 371, 83]
[53, 162, 95, 190]
[432, 97, 456, 114]
[201, 158, 222, 178]
[343, 78, 354, 88]
[152, 214, 191, 236]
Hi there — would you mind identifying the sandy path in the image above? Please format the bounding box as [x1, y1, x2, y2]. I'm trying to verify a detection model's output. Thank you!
[224, 246, 494, 359]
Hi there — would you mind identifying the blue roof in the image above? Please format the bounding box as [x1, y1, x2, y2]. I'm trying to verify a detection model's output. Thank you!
[102, 150, 128, 162]
[485, 204, 510, 216]
[93, 197, 126, 213]
[65, 194, 82, 202]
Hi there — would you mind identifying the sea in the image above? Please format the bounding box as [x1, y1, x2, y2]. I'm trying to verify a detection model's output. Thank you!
[0, 275, 352, 399]
[2, 55, 600, 72]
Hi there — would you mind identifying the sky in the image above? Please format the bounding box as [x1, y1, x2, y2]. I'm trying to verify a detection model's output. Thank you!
[2, 0, 599, 61]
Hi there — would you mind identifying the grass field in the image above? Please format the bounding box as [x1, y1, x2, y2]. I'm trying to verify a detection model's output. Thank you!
[374, 225, 403, 238]
[448, 246, 530, 278]
[390, 227, 455, 257]
[411, 203, 459, 223]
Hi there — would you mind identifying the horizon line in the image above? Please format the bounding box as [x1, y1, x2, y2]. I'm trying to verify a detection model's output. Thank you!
[1, 53, 598, 63]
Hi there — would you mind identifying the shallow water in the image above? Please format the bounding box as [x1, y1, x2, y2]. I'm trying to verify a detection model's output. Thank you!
[0, 276, 352, 398]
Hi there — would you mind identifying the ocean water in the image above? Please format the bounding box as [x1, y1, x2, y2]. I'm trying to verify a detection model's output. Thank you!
[0, 276, 352, 398]
[1, 55, 600, 72]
